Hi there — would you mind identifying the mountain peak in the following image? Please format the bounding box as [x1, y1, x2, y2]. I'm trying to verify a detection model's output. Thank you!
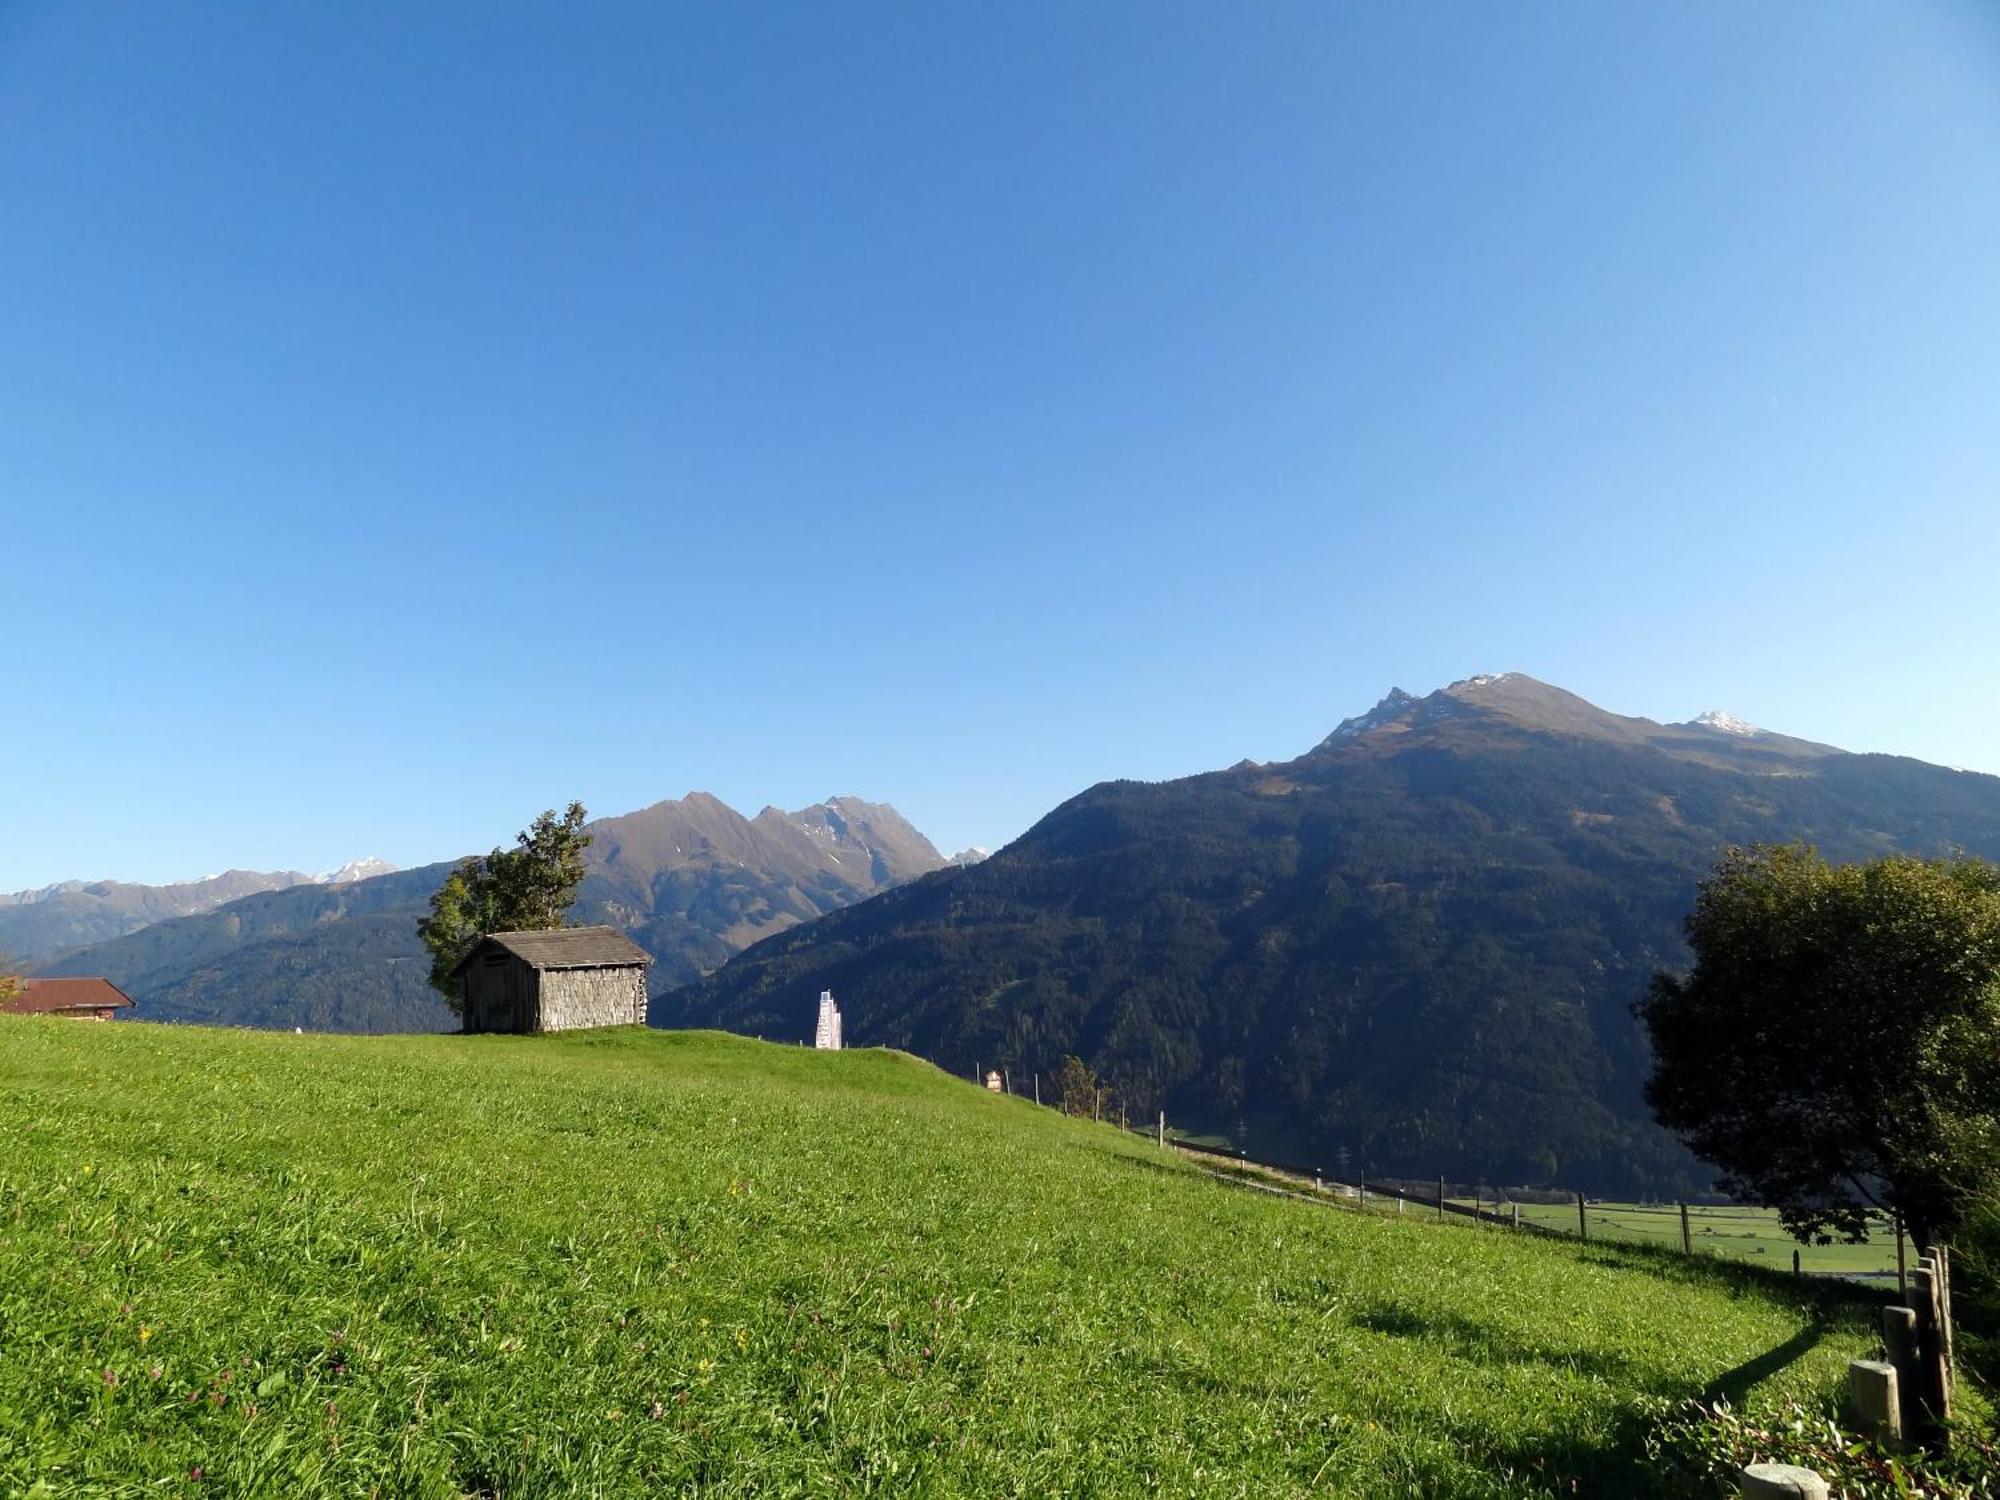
[1318, 674, 1579, 749]
[320, 857, 397, 885]
[1320, 687, 1421, 745]
[1315, 674, 1841, 770]
[1687, 710, 1764, 739]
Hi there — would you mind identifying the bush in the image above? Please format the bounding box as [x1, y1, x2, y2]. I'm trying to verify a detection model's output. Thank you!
[1960, 1197, 2000, 1393]
[1645, 1398, 2000, 1498]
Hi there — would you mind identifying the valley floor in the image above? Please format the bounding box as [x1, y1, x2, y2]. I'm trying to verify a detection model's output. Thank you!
[0, 1020, 1879, 1497]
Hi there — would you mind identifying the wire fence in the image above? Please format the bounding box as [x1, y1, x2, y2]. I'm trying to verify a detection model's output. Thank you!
[971, 1063, 1907, 1284]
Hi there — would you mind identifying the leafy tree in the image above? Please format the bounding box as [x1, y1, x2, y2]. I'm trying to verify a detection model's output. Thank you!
[0, 950, 20, 1007]
[1639, 845, 2000, 1249]
[1056, 1055, 1100, 1118]
[1946, 1121, 2000, 1389]
[418, 803, 593, 1015]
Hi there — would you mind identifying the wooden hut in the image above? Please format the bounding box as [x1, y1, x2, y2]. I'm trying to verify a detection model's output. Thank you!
[2, 977, 135, 1021]
[452, 927, 651, 1035]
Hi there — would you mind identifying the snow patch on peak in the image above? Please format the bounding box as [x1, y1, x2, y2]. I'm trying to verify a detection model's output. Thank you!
[320, 857, 397, 885]
[1690, 710, 1764, 739]
[1456, 672, 1519, 690]
[1324, 687, 1418, 742]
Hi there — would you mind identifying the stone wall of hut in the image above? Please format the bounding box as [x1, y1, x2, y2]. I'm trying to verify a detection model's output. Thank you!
[536, 965, 648, 1032]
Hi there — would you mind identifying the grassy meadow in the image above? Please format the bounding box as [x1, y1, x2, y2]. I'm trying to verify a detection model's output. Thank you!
[1493, 1201, 1902, 1282]
[0, 1019, 1886, 1497]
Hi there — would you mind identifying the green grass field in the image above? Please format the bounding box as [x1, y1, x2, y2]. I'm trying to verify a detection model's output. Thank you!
[0, 1019, 1885, 1497]
[1488, 1201, 1903, 1282]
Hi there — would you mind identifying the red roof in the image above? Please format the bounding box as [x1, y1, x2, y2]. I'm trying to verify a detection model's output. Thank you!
[4, 977, 136, 1015]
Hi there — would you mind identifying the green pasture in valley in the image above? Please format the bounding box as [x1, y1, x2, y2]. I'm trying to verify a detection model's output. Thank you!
[0, 1019, 1884, 1497]
[1485, 1200, 1903, 1282]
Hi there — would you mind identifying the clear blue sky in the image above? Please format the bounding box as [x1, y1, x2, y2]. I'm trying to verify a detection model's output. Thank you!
[3, 2, 1998, 890]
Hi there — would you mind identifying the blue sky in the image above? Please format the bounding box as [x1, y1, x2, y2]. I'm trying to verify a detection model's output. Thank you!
[3, 2, 1998, 890]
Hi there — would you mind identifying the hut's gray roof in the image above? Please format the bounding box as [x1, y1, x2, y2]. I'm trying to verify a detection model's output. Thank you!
[452, 926, 652, 976]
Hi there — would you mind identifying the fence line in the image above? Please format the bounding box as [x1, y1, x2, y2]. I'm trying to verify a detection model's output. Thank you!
[989, 1068, 1903, 1278]
[1162, 1134, 1535, 1231]
[990, 1068, 1951, 1485]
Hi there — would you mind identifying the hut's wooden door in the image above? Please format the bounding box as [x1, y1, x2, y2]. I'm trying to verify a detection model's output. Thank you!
[504, 958, 531, 1033]
[474, 951, 516, 1032]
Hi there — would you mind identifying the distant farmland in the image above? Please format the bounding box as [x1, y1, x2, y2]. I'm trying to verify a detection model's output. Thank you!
[1163, 1134, 1904, 1284]
[1491, 1201, 1902, 1282]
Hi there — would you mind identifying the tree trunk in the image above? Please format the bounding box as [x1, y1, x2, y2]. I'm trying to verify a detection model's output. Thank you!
[1905, 1213, 1938, 1257]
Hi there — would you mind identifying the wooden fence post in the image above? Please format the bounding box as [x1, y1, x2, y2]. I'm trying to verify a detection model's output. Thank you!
[1033, 1073, 1040, 1106]
[1576, 1192, 1588, 1242]
[1680, 1202, 1692, 1255]
[1436, 1177, 1445, 1221]
[1157, 1111, 1165, 1149]
[1895, 1214, 1907, 1299]
[1792, 1248, 1801, 1278]
[1937, 1245, 1956, 1399]
[1737, 1462, 1828, 1498]
[1092, 1087, 1101, 1122]
[1882, 1305, 1921, 1441]
[1912, 1261, 1952, 1440]
[1003, 1068, 1010, 1095]
[1847, 1359, 1901, 1450]
[1511, 1202, 1520, 1230]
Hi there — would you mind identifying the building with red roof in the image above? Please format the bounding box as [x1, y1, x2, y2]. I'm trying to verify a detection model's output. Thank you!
[3, 977, 135, 1020]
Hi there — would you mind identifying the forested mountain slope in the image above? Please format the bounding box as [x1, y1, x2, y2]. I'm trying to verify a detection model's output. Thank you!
[666, 674, 2000, 1195]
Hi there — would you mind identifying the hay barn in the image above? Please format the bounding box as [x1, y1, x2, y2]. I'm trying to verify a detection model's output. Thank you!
[453, 926, 652, 1035]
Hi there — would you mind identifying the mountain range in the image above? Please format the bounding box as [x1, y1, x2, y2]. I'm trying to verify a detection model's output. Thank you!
[0, 859, 398, 966]
[35, 796, 945, 1031]
[665, 674, 2000, 1195]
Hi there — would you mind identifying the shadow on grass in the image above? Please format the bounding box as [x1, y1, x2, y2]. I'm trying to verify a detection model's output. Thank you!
[1106, 1152, 1187, 1181]
[1353, 1301, 1654, 1392]
[1480, 1404, 1691, 1500]
[1349, 1300, 1841, 1496]
[1568, 1235, 1891, 1314]
[1130, 1351, 1293, 1405]
[1701, 1316, 1836, 1408]
[1482, 1318, 1839, 1499]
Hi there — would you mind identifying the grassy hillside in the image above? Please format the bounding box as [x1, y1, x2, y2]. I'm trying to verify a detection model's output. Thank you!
[0, 1021, 1879, 1497]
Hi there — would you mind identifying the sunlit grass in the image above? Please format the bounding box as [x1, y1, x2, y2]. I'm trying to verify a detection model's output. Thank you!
[0, 1019, 1880, 1497]
[1492, 1200, 1903, 1281]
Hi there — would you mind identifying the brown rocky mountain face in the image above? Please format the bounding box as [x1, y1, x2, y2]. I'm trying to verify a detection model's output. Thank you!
[577, 793, 947, 975]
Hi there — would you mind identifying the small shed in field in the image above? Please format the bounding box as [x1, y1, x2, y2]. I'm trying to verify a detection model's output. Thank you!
[4, 977, 135, 1021]
[452, 927, 651, 1035]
